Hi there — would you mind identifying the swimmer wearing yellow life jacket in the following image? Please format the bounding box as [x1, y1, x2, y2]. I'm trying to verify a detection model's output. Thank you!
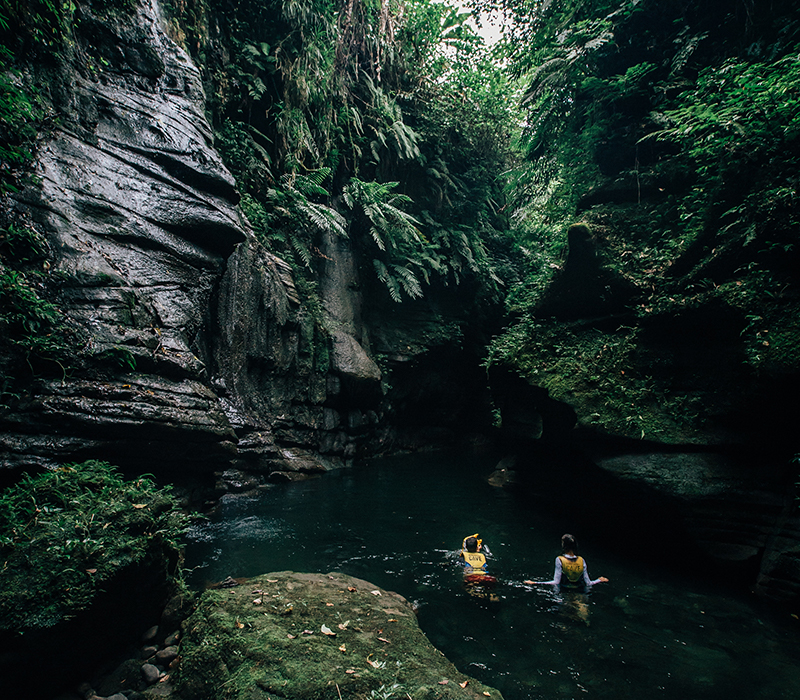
[524, 533, 608, 590]
[459, 534, 497, 586]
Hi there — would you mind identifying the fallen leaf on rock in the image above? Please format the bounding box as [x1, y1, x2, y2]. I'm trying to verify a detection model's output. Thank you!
[366, 654, 385, 669]
[339, 644, 346, 652]
[321, 624, 336, 636]
[347, 586, 357, 592]
[252, 598, 262, 605]
[460, 681, 468, 688]
[438, 680, 449, 685]
[370, 590, 382, 596]
[484, 693, 491, 696]
[378, 637, 390, 644]
[387, 618, 397, 622]
[132, 504, 147, 509]
[287, 634, 296, 639]
[267, 579, 278, 583]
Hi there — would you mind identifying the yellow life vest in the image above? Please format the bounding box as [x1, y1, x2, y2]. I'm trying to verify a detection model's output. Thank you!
[559, 555, 585, 586]
[462, 550, 487, 574]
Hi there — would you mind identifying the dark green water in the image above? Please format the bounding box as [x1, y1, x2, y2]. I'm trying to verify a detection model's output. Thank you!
[184, 451, 800, 700]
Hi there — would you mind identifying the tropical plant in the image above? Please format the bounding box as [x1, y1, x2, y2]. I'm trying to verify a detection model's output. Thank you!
[0, 460, 189, 630]
[343, 177, 427, 301]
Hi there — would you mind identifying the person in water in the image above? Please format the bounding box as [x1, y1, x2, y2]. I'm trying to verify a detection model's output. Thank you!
[459, 534, 492, 575]
[524, 533, 608, 589]
[459, 533, 498, 600]
[525, 533, 607, 623]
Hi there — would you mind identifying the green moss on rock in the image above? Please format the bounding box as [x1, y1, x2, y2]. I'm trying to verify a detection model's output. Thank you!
[0, 460, 188, 630]
[176, 571, 503, 700]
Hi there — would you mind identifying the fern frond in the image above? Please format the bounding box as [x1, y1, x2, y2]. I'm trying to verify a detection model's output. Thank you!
[369, 226, 387, 251]
[287, 230, 312, 268]
[392, 265, 423, 299]
[373, 259, 401, 302]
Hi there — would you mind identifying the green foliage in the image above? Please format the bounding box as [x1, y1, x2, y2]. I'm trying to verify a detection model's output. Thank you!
[0, 222, 47, 262]
[0, 460, 188, 630]
[0, 222, 76, 399]
[242, 168, 346, 269]
[481, 0, 800, 442]
[185, 0, 515, 308]
[0, 264, 73, 382]
[487, 317, 701, 439]
[343, 178, 427, 301]
[0, 71, 41, 193]
[93, 346, 137, 372]
[647, 55, 800, 245]
[215, 119, 273, 195]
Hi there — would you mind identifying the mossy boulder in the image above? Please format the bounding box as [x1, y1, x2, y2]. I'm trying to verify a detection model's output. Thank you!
[0, 460, 188, 697]
[176, 571, 503, 700]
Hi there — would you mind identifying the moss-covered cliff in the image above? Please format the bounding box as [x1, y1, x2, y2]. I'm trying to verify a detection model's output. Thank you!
[485, 0, 800, 601]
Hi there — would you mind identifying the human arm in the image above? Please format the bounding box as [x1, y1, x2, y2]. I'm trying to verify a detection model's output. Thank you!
[524, 557, 562, 586]
[583, 560, 609, 586]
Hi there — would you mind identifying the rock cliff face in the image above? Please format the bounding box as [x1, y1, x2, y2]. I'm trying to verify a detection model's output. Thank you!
[0, 0, 493, 489]
[0, 0, 389, 483]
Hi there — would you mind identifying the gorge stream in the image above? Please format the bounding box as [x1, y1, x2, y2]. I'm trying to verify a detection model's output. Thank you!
[184, 452, 800, 700]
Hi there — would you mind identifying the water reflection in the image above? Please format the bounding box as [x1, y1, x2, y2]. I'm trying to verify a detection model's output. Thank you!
[184, 452, 800, 699]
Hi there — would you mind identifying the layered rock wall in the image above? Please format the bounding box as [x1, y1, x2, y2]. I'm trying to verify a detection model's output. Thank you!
[0, 0, 384, 483]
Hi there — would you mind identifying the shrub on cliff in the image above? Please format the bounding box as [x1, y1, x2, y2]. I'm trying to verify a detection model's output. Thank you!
[0, 460, 188, 630]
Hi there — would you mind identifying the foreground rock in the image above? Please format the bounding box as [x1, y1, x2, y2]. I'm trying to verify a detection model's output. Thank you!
[176, 572, 503, 700]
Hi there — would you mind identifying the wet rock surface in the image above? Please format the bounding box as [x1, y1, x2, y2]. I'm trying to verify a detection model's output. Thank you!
[594, 449, 800, 601]
[0, 1, 383, 483]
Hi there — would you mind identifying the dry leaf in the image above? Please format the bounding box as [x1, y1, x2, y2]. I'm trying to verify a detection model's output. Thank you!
[252, 598, 262, 605]
[339, 644, 346, 652]
[484, 693, 491, 697]
[266, 579, 278, 583]
[321, 624, 336, 636]
[287, 634, 296, 639]
[347, 586, 357, 592]
[387, 618, 397, 622]
[85, 568, 97, 574]
[378, 637, 390, 644]
[338, 621, 350, 630]
[235, 620, 244, 629]
[326, 602, 334, 607]
[132, 504, 147, 509]
[460, 681, 469, 688]
[370, 590, 382, 596]
[438, 680, 449, 685]
[159, 674, 170, 683]
[302, 630, 313, 635]
[345, 670, 355, 675]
